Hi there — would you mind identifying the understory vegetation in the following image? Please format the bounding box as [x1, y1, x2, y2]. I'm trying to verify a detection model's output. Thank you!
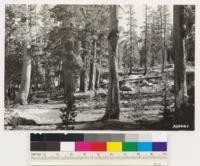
[5, 5, 195, 130]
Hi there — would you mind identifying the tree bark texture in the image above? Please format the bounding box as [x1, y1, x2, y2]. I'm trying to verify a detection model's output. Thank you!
[95, 67, 100, 89]
[95, 49, 102, 90]
[18, 41, 32, 105]
[129, 6, 134, 75]
[80, 52, 87, 92]
[103, 5, 120, 120]
[62, 50, 76, 105]
[144, 5, 148, 75]
[88, 39, 97, 90]
[173, 5, 188, 121]
[62, 38, 82, 105]
[63, 67, 75, 104]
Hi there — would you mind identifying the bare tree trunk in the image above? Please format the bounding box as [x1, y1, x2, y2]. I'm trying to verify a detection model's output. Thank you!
[63, 68, 75, 104]
[95, 52, 101, 90]
[79, 33, 87, 92]
[44, 60, 51, 91]
[102, 5, 120, 120]
[17, 5, 33, 105]
[62, 40, 76, 105]
[150, 15, 155, 67]
[162, 5, 167, 72]
[163, 6, 167, 72]
[129, 6, 133, 75]
[144, 5, 148, 75]
[95, 43, 102, 90]
[80, 52, 87, 92]
[173, 5, 188, 121]
[88, 39, 96, 90]
[160, 6, 165, 72]
[151, 50, 156, 67]
[95, 68, 100, 89]
[80, 69, 87, 92]
[17, 41, 32, 105]
[58, 60, 63, 90]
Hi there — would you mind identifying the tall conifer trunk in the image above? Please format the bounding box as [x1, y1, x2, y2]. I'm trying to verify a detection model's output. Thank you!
[173, 5, 188, 122]
[18, 41, 32, 105]
[88, 39, 97, 90]
[102, 5, 120, 120]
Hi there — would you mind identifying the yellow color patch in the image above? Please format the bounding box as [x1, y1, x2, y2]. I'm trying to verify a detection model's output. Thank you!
[106, 142, 122, 152]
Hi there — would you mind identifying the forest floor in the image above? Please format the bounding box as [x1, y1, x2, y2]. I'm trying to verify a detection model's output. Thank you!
[4, 65, 180, 130]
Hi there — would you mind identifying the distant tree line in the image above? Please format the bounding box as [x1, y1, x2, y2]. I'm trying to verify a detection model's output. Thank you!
[5, 5, 195, 123]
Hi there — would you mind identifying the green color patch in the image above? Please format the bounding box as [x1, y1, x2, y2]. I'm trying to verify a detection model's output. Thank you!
[122, 142, 137, 151]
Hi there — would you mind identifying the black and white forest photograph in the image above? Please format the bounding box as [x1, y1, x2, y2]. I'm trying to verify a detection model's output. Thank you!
[4, 4, 195, 130]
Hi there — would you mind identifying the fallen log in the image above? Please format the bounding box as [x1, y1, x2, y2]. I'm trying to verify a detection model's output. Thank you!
[119, 76, 162, 85]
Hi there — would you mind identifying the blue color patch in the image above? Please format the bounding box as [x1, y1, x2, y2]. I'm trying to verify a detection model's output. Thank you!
[152, 142, 167, 151]
[137, 142, 152, 151]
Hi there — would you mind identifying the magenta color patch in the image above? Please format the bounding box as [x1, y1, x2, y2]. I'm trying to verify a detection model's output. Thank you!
[75, 142, 92, 151]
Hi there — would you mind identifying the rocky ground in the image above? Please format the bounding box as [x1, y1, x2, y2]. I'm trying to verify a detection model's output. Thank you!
[4, 66, 184, 130]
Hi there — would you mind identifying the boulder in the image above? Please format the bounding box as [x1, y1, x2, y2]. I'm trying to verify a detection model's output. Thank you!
[75, 91, 95, 100]
[141, 80, 153, 87]
[96, 89, 107, 98]
[165, 64, 174, 69]
[9, 108, 62, 125]
[120, 84, 133, 91]
[100, 79, 109, 88]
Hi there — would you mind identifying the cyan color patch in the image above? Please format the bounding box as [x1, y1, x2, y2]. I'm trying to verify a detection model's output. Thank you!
[137, 142, 152, 151]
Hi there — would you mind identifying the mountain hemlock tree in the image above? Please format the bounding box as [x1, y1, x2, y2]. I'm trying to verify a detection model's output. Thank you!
[102, 5, 120, 120]
[173, 5, 188, 121]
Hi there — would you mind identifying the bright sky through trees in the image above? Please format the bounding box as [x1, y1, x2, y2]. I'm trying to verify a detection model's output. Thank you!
[118, 5, 173, 36]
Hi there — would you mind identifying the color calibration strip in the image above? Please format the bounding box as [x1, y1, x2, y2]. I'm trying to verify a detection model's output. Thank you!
[30, 133, 168, 166]
[31, 133, 167, 152]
